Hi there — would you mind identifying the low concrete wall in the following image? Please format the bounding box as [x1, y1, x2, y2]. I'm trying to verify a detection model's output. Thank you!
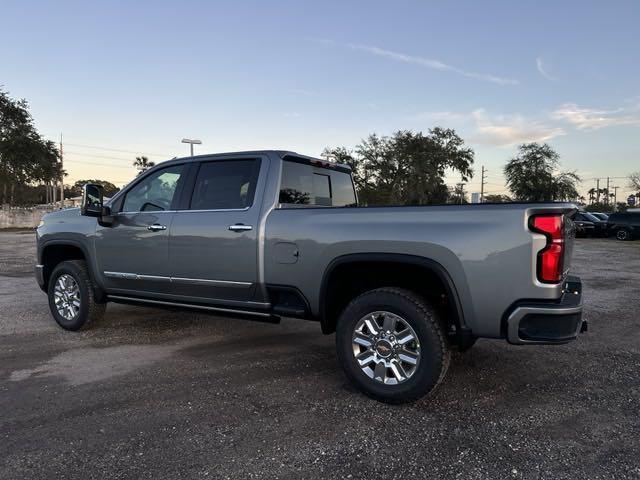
[0, 206, 57, 229]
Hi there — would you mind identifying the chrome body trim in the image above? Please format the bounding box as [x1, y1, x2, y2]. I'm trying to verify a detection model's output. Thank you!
[228, 224, 253, 232]
[171, 276, 252, 288]
[115, 206, 251, 216]
[108, 295, 272, 317]
[103, 271, 252, 288]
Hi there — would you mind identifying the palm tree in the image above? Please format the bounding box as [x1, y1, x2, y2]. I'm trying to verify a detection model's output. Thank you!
[587, 188, 596, 204]
[133, 156, 155, 174]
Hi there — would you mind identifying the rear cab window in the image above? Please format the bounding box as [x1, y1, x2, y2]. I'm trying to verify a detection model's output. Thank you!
[279, 158, 356, 207]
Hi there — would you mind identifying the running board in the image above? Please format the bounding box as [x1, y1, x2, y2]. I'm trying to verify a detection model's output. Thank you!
[108, 295, 281, 324]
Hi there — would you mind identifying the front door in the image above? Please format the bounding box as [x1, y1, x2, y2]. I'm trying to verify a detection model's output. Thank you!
[95, 164, 186, 295]
[168, 157, 264, 304]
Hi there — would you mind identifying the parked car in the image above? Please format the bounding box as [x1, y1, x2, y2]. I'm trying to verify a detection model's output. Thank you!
[607, 212, 640, 240]
[34, 150, 585, 403]
[590, 212, 609, 221]
[574, 212, 608, 237]
[572, 215, 595, 237]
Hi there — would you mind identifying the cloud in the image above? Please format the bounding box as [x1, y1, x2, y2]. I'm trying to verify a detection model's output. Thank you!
[410, 109, 565, 146]
[470, 109, 565, 146]
[283, 112, 301, 118]
[340, 43, 518, 86]
[551, 103, 640, 130]
[536, 57, 556, 81]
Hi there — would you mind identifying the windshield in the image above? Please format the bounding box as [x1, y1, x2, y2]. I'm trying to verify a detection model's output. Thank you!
[582, 212, 601, 222]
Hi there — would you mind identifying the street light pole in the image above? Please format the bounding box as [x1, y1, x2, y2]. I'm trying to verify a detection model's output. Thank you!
[181, 138, 202, 157]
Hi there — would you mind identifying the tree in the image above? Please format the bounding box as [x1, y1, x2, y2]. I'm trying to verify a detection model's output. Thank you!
[630, 171, 640, 196]
[323, 128, 474, 206]
[133, 156, 155, 174]
[0, 88, 63, 204]
[69, 179, 120, 197]
[483, 194, 512, 203]
[504, 143, 580, 202]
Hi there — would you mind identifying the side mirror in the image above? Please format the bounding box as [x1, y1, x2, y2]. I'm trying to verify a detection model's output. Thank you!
[81, 184, 104, 217]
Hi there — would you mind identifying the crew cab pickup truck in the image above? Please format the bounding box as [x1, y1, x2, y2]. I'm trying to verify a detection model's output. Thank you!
[36, 150, 585, 403]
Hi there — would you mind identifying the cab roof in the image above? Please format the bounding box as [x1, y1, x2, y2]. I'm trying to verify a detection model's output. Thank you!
[160, 150, 351, 173]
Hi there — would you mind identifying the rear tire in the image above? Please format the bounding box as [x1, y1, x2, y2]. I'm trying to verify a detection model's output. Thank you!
[336, 287, 450, 404]
[47, 260, 106, 331]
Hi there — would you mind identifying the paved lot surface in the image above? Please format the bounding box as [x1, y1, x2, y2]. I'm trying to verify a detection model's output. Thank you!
[1, 231, 638, 479]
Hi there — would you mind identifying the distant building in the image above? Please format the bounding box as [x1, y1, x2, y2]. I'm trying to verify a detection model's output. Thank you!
[471, 192, 481, 204]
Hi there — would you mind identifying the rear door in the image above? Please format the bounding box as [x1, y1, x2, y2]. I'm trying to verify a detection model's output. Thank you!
[168, 156, 265, 304]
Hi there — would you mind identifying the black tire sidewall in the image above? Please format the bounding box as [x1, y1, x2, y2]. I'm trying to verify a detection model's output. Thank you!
[336, 289, 445, 403]
[47, 262, 92, 331]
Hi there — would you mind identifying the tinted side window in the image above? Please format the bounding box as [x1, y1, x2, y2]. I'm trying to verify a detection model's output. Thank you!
[330, 170, 357, 207]
[190, 159, 260, 210]
[279, 160, 356, 207]
[122, 165, 184, 212]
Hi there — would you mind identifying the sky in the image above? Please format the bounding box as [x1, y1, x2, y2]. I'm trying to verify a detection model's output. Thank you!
[1, 0, 639, 199]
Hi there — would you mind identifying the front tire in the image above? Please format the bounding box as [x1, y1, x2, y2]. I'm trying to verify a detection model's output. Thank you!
[47, 260, 106, 331]
[336, 288, 450, 404]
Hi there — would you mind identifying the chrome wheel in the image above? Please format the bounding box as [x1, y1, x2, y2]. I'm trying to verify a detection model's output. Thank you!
[352, 311, 421, 385]
[53, 274, 81, 321]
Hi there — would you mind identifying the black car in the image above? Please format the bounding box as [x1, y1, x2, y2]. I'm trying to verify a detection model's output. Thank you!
[591, 212, 609, 221]
[572, 216, 595, 237]
[574, 212, 608, 237]
[607, 212, 640, 240]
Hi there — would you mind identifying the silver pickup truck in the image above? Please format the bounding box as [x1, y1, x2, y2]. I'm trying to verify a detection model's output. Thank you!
[35, 150, 585, 403]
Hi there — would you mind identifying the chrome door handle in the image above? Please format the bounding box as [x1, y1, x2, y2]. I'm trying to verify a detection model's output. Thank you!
[147, 224, 167, 231]
[228, 224, 253, 232]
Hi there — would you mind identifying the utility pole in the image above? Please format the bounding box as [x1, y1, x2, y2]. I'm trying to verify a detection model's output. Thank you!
[480, 166, 487, 203]
[605, 177, 610, 205]
[596, 178, 600, 203]
[456, 182, 466, 204]
[59, 134, 64, 205]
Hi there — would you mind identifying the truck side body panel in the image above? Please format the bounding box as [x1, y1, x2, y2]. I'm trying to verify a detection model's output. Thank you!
[264, 203, 570, 338]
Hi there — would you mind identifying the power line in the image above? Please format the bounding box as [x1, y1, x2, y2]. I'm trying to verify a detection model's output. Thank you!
[64, 142, 172, 157]
[64, 150, 143, 162]
[64, 159, 134, 169]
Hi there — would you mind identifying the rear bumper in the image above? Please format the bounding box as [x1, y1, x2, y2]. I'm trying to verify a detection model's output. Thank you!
[506, 276, 585, 345]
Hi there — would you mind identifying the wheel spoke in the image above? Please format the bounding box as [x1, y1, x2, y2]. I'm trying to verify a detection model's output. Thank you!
[356, 351, 375, 366]
[364, 317, 379, 336]
[396, 329, 415, 346]
[390, 360, 407, 382]
[398, 349, 419, 365]
[353, 332, 373, 348]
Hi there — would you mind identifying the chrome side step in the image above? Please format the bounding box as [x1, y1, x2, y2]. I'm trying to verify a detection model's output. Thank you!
[108, 295, 279, 323]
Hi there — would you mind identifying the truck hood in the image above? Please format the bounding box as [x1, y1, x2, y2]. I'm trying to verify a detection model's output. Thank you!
[42, 207, 81, 221]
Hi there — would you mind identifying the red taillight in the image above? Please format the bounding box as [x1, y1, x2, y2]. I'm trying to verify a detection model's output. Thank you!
[530, 214, 564, 283]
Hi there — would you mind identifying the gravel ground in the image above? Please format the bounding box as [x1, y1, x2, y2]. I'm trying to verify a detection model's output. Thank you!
[0, 231, 638, 479]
